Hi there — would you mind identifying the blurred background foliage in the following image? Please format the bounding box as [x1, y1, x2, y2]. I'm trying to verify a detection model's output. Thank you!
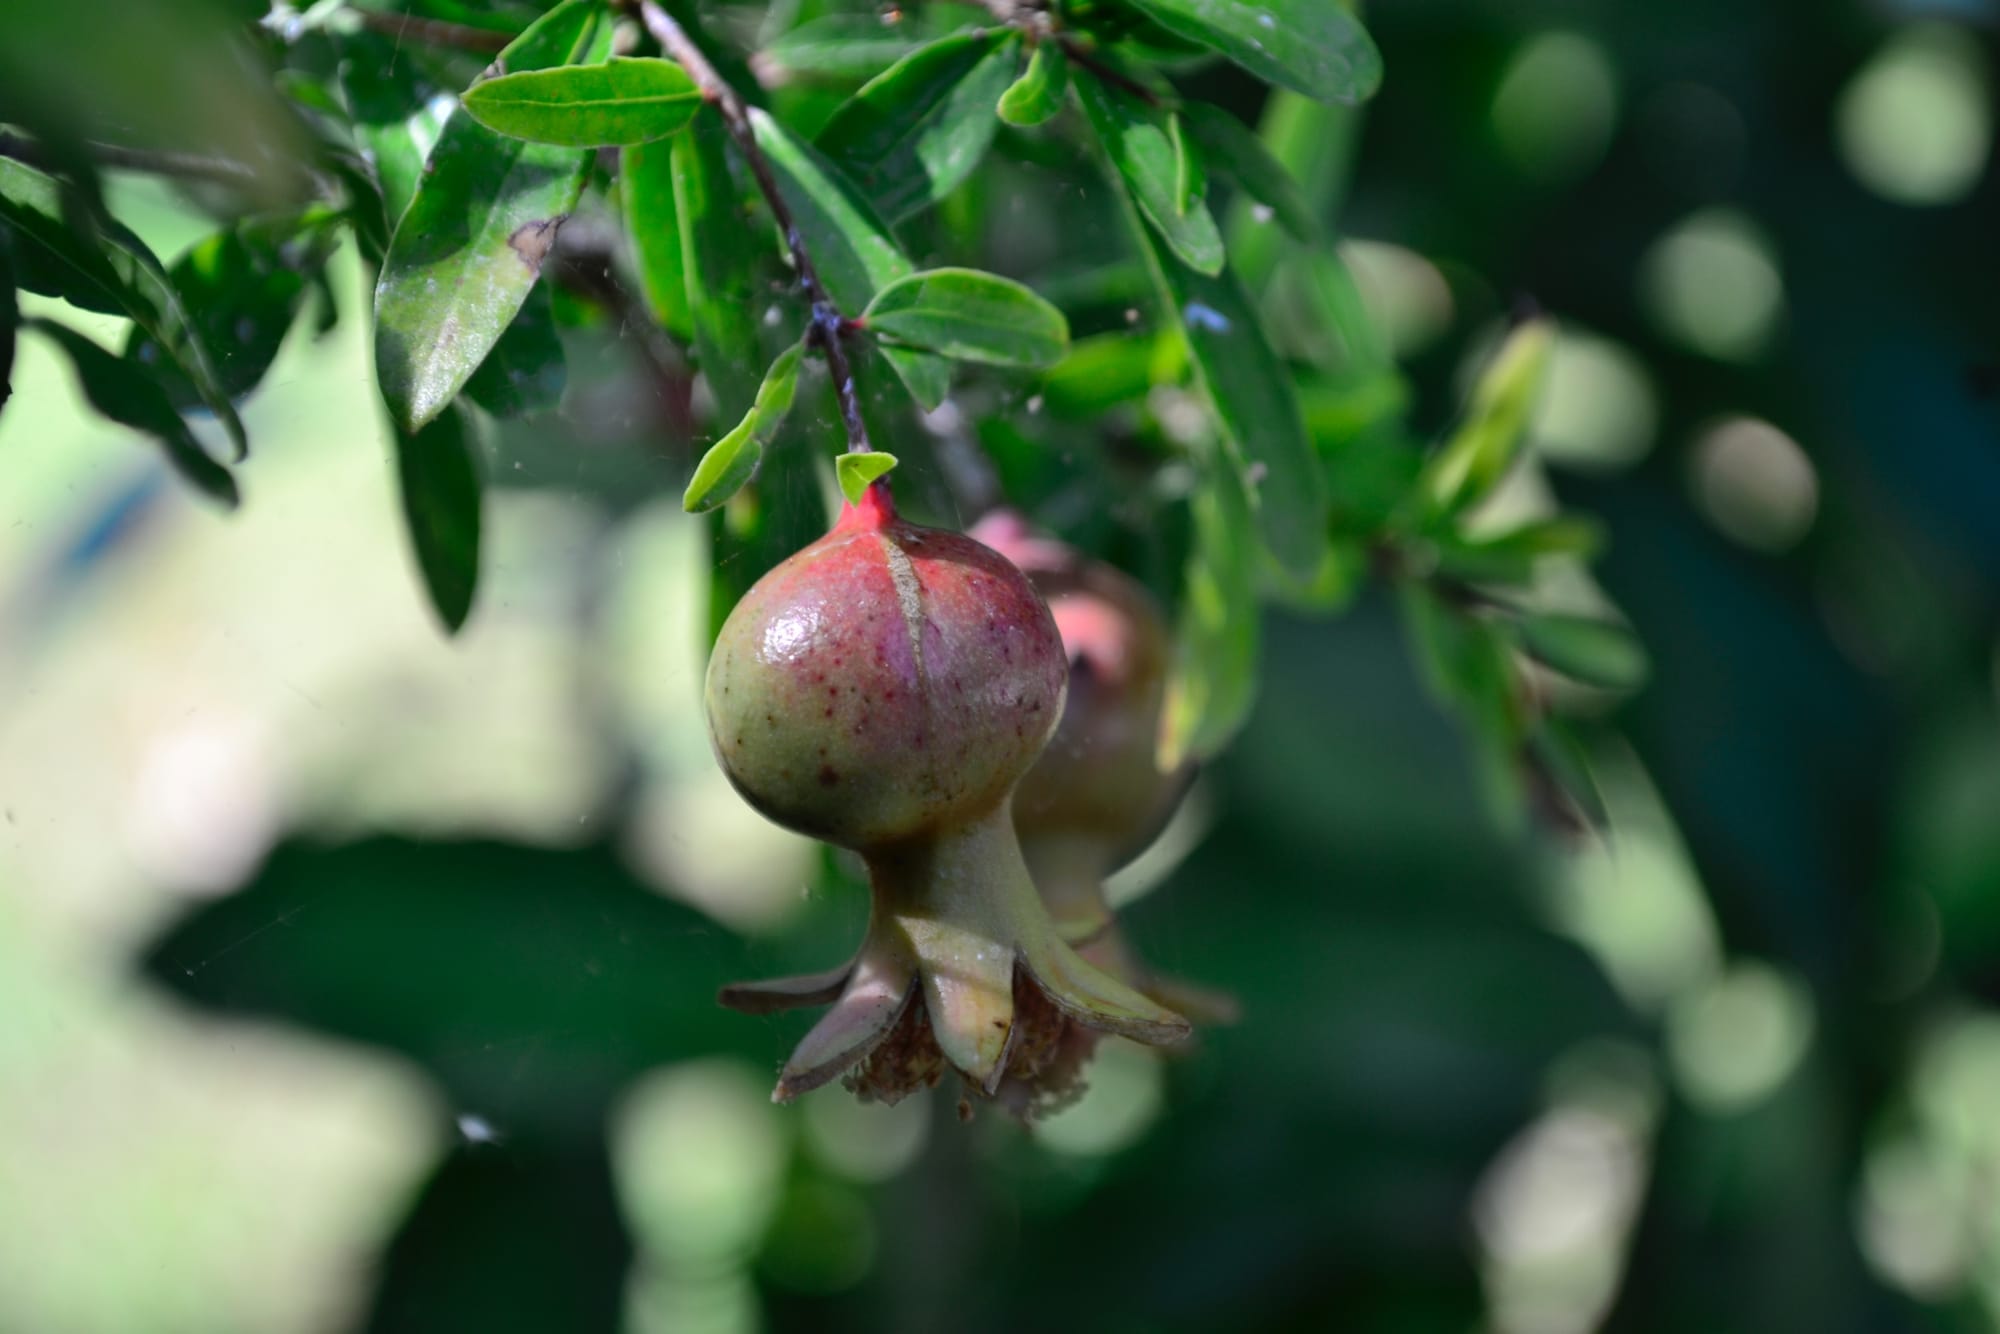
[2, 0, 2000, 1332]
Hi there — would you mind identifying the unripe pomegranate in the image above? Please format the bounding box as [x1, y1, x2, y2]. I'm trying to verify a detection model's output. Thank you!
[709, 482, 1189, 1107]
[970, 511, 1238, 1115]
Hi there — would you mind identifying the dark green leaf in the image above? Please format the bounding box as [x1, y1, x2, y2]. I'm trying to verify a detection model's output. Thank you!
[1420, 318, 1554, 517]
[1118, 205, 1329, 577]
[1179, 101, 1319, 244]
[1516, 613, 1650, 692]
[684, 341, 805, 513]
[124, 216, 331, 407]
[28, 318, 237, 506]
[462, 57, 701, 147]
[751, 108, 912, 314]
[815, 32, 1019, 224]
[762, 17, 922, 79]
[1160, 463, 1258, 768]
[1398, 583, 1527, 825]
[997, 40, 1068, 127]
[1074, 70, 1224, 277]
[676, 109, 767, 422]
[1122, 0, 1383, 105]
[863, 267, 1069, 368]
[0, 157, 248, 457]
[836, 451, 899, 505]
[880, 345, 954, 412]
[372, 0, 612, 432]
[337, 32, 456, 232]
[621, 139, 692, 339]
[463, 281, 566, 418]
[391, 400, 483, 633]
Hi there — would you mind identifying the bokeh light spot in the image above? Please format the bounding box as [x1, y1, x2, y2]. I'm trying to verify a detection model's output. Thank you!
[1689, 416, 1819, 552]
[1492, 32, 1620, 183]
[1533, 328, 1659, 472]
[1837, 23, 1991, 207]
[1638, 209, 1784, 362]
[1665, 961, 1815, 1113]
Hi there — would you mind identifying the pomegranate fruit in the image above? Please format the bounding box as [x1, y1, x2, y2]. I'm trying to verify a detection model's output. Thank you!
[708, 482, 1190, 1106]
[970, 511, 1238, 1114]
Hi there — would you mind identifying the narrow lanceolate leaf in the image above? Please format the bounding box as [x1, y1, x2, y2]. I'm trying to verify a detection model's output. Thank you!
[997, 40, 1067, 127]
[1123, 0, 1383, 106]
[676, 108, 765, 421]
[863, 268, 1068, 368]
[28, 319, 236, 506]
[815, 31, 1019, 224]
[372, 0, 611, 433]
[1074, 70, 1224, 277]
[1516, 614, 1650, 692]
[463, 281, 566, 418]
[461, 58, 701, 147]
[124, 216, 333, 408]
[0, 157, 247, 457]
[751, 109, 911, 316]
[1179, 101, 1320, 244]
[1117, 193, 1329, 577]
[1169, 112, 1204, 215]
[1420, 318, 1555, 517]
[684, 341, 805, 512]
[836, 451, 900, 505]
[621, 139, 692, 339]
[1159, 464, 1258, 769]
[391, 400, 483, 633]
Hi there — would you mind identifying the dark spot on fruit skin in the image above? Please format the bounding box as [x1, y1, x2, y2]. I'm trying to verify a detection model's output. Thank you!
[819, 766, 839, 786]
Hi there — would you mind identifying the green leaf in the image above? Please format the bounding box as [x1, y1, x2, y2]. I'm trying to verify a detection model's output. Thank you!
[0, 236, 16, 423]
[28, 319, 236, 506]
[1073, 70, 1224, 277]
[1117, 206, 1330, 577]
[997, 39, 1068, 127]
[1398, 583, 1527, 825]
[836, 451, 900, 505]
[1039, 332, 1159, 418]
[880, 345, 954, 413]
[684, 341, 806, 513]
[1515, 614, 1649, 692]
[337, 32, 455, 233]
[1123, 0, 1383, 105]
[863, 267, 1069, 368]
[751, 108, 913, 313]
[675, 109, 766, 422]
[1159, 464, 1258, 768]
[391, 400, 483, 634]
[461, 57, 701, 148]
[1169, 112, 1204, 215]
[815, 32, 1020, 223]
[124, 216, 331, 407]
[1179, 101, 1319, 244]
[762, 17, 923, 79]
[0, 157, 248, 457]
[463, 281, 566, 418]
[1430, 516, 1604, 585]
[372, 0, 612, 433]
[1420, 318, 1555, 517]
[621, 138, 692, 340]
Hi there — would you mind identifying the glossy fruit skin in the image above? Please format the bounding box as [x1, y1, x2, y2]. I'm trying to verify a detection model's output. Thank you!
[706, 484, 1067, 851]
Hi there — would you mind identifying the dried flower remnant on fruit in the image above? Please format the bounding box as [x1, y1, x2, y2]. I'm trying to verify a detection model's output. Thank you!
[707, 482, 1190, 1112]
[970, 511, 1239, 1117]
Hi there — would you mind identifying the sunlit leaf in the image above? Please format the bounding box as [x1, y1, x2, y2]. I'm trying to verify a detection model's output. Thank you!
[0, 157, 247, 456]
[1074, 70, 1224, 277]
[27, 318, 237, 506]
[1122, 0, 1383, 105]
[461, 57, 701, 147]
[684, 341, 806, 512]
[836, 451, 900, 504]
[1420, 318, 1555, 517]
[997, 39, 1068, 128]
[815, 31, 1019, 223]
[863, 267, 1069, 368]
[390, 400, 483, 633]
[372, 0, 611, 433]
[621, 138, 692, 340]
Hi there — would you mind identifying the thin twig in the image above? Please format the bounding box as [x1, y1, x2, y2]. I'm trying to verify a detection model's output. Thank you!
[628, 0, 872, 453]
[351, 9, 515, 54]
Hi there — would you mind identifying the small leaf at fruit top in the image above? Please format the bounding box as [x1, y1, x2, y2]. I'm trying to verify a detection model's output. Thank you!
[684, 342, 806, 513]
[863, 268, 1069, 368]
[1122, 0, 1383, 106]
[836, 452, 900, 506]
[460, 57, 701, 147]
[997, 41, 1068, 127]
